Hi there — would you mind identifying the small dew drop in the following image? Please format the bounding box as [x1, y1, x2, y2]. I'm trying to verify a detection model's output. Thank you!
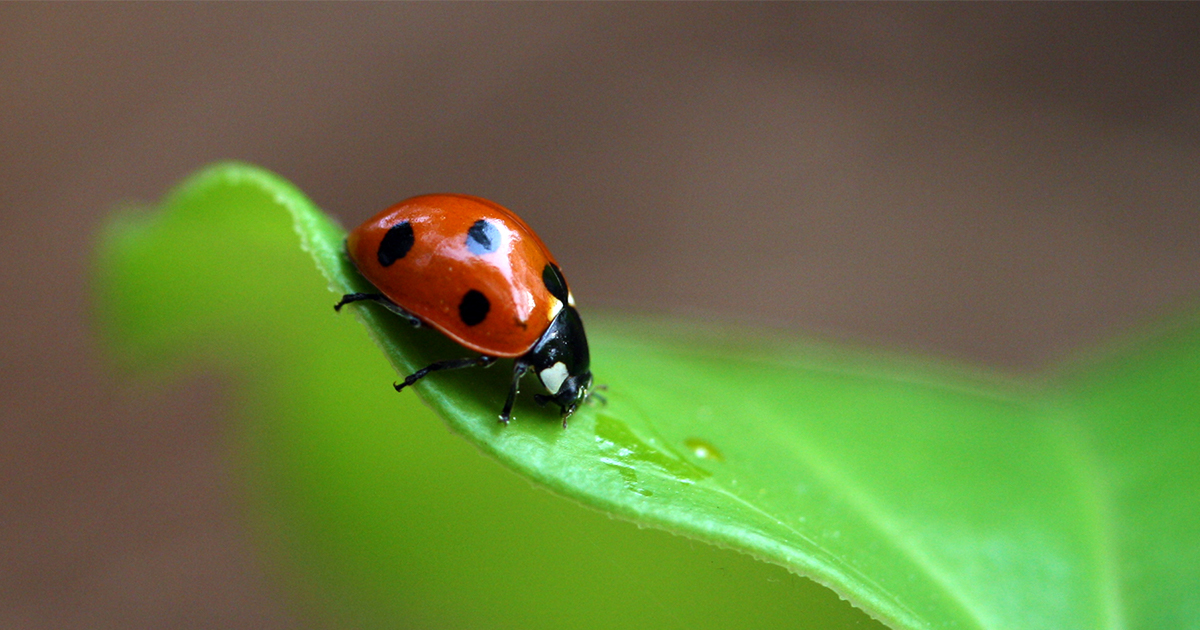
[684, 437, 725, 462]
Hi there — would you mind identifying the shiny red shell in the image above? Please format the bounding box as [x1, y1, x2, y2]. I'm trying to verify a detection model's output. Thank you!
[345, 194, 567, 358]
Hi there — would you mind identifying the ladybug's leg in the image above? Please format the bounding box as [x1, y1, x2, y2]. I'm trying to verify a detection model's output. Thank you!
[394, 355, 496, 392]
[334, 293, 422, 327]
[499, 363, 530, 425]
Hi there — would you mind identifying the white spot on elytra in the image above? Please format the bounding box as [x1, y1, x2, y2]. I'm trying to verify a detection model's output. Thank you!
[540, 362, 569, 394]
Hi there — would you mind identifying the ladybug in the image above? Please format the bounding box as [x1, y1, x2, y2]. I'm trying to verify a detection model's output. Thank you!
[335, 194, 594, 427]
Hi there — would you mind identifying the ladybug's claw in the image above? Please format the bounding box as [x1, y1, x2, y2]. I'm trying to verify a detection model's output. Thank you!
[333, 293, 382, 312]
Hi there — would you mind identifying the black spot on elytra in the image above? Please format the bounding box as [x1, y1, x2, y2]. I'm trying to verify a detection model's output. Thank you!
[542, 263, 569, 303]
[458, 289, 490, 326]
[465, 219, 500, 255]
[377, 221, 414, 267]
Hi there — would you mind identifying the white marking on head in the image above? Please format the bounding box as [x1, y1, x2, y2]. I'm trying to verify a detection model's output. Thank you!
[567, 291, 576, 307]
[540, 361, 569, 395]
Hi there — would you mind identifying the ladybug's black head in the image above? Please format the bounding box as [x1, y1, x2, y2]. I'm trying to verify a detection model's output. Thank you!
[524, 305, 592, 424]
[537, 369, 594, 420]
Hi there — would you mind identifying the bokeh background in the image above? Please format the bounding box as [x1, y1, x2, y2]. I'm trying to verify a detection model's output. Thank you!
[3, 4, 1199, 628]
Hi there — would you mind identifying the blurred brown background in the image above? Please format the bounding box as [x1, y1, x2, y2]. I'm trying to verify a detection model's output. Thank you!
[2, 4, 1199, 628]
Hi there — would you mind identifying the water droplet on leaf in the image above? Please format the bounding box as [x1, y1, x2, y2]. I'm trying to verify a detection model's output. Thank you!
[684, 437, 724, 462]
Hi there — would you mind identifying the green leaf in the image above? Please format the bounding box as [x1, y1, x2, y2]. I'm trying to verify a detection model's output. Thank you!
[93, 162, 1200, 629]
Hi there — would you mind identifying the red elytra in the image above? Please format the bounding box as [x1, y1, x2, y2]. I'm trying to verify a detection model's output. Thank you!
[346, 194, 566, 356]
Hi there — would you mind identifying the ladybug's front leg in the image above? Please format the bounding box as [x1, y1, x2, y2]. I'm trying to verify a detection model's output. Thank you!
[499, 363, 530, 425]
[334, 292, 422, 327]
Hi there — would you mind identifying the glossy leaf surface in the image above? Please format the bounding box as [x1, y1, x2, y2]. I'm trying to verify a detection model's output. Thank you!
[94, 163, 1200, 629]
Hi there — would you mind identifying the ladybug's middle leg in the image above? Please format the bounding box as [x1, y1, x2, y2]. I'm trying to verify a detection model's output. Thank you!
[394, 355, 497, 393]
